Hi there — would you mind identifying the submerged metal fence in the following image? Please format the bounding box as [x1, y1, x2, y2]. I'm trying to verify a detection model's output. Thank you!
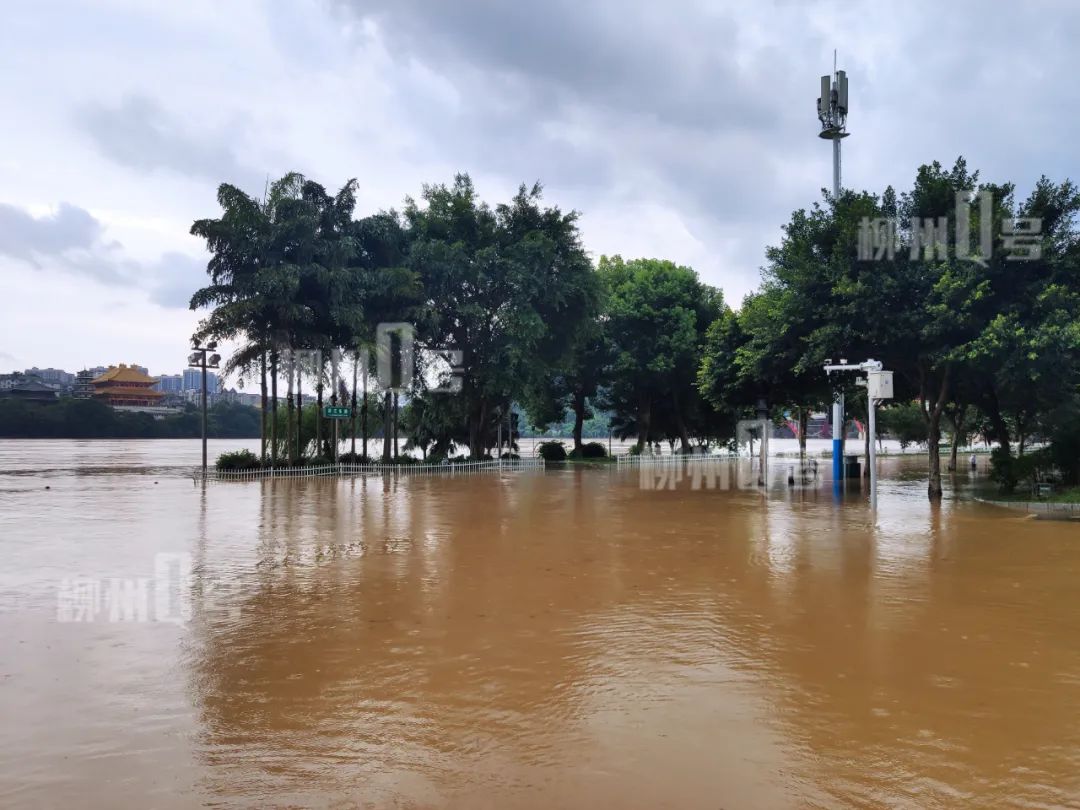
[615, 452, 734, 466]
[194, 457, 545, 482]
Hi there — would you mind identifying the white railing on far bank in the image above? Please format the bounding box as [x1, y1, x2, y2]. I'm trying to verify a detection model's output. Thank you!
[194, 457, 545, 482]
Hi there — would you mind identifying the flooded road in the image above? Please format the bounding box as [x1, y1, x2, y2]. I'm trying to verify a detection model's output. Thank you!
[1, 440, 1078, 808]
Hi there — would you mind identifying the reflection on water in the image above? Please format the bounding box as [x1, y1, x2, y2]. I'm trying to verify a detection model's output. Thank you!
[0, 440, 1078, 808]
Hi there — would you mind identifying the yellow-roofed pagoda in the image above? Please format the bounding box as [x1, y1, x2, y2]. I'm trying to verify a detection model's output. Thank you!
[91, 365, 164, 407]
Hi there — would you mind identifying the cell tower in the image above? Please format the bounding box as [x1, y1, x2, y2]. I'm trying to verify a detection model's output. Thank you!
[817, 56, 851, 488]
[816, 56, 850, 199]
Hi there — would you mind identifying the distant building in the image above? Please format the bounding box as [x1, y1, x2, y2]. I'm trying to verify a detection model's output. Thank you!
[221, 388, 262, 408]
[182, 368, 219, 393]
[91, 365, 165, 408]
[24, 367, 74, 388]
[0, 379, 58, 404]
[154, 374, 183, 394]
[73, 370, 97, 399]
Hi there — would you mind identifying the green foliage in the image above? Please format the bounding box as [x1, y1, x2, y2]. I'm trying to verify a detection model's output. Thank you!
[878, 402, 927, 449]
[573, 441, 608, 459]
[991, 446, 1054, 494]
[537, 440, 568, 462]
[215, 449, 261, 471]
[599, 255, 723, 451]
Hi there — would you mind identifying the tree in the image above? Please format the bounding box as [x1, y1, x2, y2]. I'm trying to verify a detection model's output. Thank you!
[406, 175, 593, 457]
[600, 256, 720, 452]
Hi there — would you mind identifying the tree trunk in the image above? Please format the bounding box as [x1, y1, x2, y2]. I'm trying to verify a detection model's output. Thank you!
[928, 416, 943, 498]
[285, 352, 294, 465]
[947, 407, 965, 472]
[270, 352, 278, 466]
[468, 397, 489, 459]
[382, 391, 392, 462]
[572, 389, 585, 455]
[260, 352, 268, 465]
[985, 387, 1012, 455]
[361, 362, 369, 460]
[296, 366, 303, 461]
[671, 391, 691, 454]
[798, 407, 809, 457]
[635, 395, 651, 452]
[350, 351, 358, 457]
[392, 391, 399, 459]
[922, 364, 952, 501]
[316, 357, 324, 458]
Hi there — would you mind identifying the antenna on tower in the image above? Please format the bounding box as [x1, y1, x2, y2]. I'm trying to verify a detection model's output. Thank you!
[816, 62, 850, 143]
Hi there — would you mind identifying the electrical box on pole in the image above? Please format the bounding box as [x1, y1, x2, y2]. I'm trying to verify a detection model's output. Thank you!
[867, 371, 893, 401]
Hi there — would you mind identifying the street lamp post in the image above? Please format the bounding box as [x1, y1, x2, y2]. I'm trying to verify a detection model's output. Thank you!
[189, 342, 221, 477]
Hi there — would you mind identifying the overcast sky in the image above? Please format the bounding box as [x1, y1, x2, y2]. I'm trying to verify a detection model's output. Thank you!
[1, 0, 1076, 378]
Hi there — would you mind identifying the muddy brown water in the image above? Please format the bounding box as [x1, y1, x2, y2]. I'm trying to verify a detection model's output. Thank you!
[0, 440, 1078, 808]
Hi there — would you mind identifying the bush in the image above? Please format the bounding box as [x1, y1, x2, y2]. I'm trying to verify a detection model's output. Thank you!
[990, 446, 1054, 494]
[215, 449, 261, 471]
[627, 443, 642, 456]
[537, 440, 568, 462]
[580, 441, 607, 458]
[338, 452, 370, 464]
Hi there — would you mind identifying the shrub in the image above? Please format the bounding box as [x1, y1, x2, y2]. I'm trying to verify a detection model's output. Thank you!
[627, 443, 642, 456]
[537, 440, 568, 462]
[580, 441, 607, 458]
[215, 449, 261, 471]
[338, 452, 370, 464]
[990, 446, 1054, 494]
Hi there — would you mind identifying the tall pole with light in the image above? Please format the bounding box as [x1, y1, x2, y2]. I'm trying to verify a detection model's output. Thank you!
[817, 55, 851, 487]
[189, 342, 221, 477]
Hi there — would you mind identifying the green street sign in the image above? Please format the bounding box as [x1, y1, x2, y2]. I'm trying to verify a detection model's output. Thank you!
[323, 406, 352, 419]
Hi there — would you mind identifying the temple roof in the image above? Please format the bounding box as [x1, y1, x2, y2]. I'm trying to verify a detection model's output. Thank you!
[92, 365, 158, 385]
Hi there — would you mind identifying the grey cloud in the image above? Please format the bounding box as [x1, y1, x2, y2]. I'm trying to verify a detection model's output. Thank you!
[76, 95, 257, 187]
[333, 0, 1080, 294]
[335, 0, 819, 234]
[343, 0, 775, 132]
[0, 200, 205, 305]
[0, 202, 104, 264]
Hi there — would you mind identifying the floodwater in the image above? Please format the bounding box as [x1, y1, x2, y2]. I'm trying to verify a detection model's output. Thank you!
[0, 440, 1078, 809]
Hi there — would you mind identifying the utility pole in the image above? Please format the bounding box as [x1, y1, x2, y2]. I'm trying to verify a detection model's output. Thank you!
[824, 359, 892, 509]
[817, 54, 851, 487]
[188, 342, 220, 477]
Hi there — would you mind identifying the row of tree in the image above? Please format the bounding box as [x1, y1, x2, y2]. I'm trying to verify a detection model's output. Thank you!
[190, 159, 1080, 498]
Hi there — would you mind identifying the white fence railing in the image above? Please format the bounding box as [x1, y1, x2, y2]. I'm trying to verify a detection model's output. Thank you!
[194, 457, 545, 482]
[615, 452, 734, 466]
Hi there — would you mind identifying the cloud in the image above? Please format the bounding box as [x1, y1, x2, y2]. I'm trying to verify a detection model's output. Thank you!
[0, 202, 106, 264]
[76, 94, 259, 188]
[0, 200, 205, 306]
